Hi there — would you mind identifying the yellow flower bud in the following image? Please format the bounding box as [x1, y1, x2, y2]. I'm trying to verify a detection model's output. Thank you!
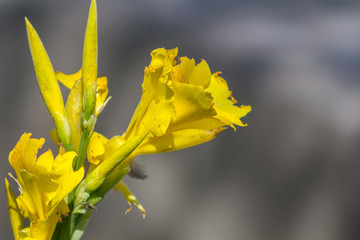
[25, 18, 72, 148]
[82, 0, 98, 118]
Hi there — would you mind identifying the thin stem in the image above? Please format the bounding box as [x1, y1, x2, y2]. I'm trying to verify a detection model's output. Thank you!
[73, 113, 96, 171]
[73, 132, 90, 170]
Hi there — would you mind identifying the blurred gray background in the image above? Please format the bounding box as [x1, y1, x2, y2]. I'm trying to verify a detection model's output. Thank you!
[1, 0, 360, 239]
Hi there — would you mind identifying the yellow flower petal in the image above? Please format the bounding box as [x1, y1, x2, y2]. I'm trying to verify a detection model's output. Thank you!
[124, 48, 177, 140]
[51, 151, 84, 210]
[172, 57, 195, 84]
[136, 128, 225, 154]
[9, 133, 45, 176]
[65, 79, 83, 151]
[35, 150, 54, 174]
[188, 59, 211, 88]
[171, 81, 215, 129]
[172, 57, 211, 88]
[29, 203, 67, 240]
[206, 74, 251, 129]
[18, 170, 52, 219]
[56, 69, 82, 89]
[94, 76, 109, 116]
[141, 98, 175, 137]
[87, 132, 108, 165]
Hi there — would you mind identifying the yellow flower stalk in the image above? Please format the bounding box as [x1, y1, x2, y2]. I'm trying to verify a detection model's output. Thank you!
[8, 133, 84, 240]
[25, 18, 73, 151]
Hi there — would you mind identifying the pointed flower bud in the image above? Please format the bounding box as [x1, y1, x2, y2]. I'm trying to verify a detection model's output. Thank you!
[25, 18, 72, 149]
[82, 0, 98, 118]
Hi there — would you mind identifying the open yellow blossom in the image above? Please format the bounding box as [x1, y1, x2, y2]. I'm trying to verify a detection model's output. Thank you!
[85, 48, 250, 215]
[8, 133, 84, 240]
[124, 48, 251, 153]
[89, 47, 251, 162]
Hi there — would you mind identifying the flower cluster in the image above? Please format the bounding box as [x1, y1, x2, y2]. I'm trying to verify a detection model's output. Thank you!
[5, 1, 251, 239]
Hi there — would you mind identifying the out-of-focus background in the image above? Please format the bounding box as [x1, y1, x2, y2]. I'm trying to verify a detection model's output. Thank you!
[1, 0, 360, 239]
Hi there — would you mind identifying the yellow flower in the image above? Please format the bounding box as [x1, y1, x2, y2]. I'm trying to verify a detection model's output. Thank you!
[120, 47, 250, 155]
[88, 47, 251, 171]
[85, 48, 250, 215]
[8, 133, 84, 240]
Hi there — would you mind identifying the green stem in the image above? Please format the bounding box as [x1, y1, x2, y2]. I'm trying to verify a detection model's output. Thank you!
[73, 131, 91, 170]
[64, 143, 76, 153]
[52, 185, 77, 240]
[70, 210, 93, 240]
[73, 113, 96, 171]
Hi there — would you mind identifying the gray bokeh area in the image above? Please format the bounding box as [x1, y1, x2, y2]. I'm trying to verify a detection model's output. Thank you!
[1, 0, 360, 239]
